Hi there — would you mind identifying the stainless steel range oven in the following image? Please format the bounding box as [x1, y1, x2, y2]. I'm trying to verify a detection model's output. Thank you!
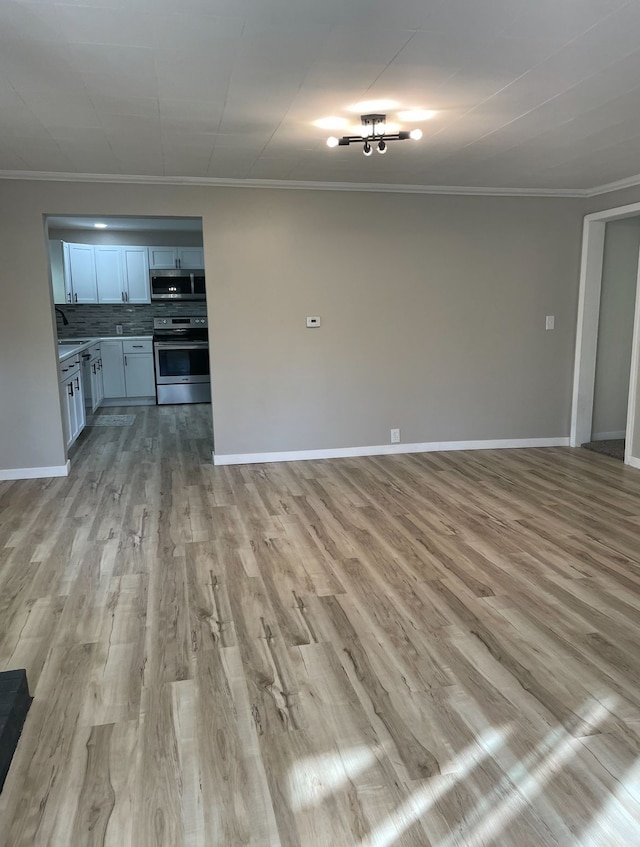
[153, 316, 211, 405]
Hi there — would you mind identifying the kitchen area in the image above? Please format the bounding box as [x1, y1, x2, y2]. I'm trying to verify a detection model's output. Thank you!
[49, 216, 211, 453]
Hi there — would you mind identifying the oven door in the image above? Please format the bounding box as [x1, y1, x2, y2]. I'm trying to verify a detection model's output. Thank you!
[154, 342, 210, 384]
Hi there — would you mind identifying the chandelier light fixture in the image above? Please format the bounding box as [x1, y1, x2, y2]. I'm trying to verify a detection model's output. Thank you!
[326, 113, 423, 156]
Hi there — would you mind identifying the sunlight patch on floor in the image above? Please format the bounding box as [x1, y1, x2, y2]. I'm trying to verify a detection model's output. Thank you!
[288, 746, 378, 811]
[436, 699, 612, 847]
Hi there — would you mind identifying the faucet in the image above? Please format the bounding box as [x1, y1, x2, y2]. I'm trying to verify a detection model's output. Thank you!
[55, 306, 69, 326]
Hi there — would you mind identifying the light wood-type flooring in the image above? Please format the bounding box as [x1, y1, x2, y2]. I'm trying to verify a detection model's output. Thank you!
[2, 405, 640, 846]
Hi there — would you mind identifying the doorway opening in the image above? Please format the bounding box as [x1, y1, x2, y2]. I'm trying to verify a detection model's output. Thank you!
[571, 202, 640, 469]
[579, 218, 640, 462]
[44, 214, 214, 460]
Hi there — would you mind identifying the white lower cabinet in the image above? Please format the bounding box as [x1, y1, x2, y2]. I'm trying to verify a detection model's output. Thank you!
[82, 342, 104, 413]
[101, 338, 155, 400]
[101, 341, 126, 398]
[59, 357, 86, 449]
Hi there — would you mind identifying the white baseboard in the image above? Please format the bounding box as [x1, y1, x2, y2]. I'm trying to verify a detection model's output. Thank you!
[592, 430, 626, 441]
[626, 455, 640, 469]
[213, 437, 571, 466]
[0, 460, 70, 480]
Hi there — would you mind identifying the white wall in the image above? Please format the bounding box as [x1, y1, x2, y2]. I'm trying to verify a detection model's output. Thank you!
[0, 179, 584, 474]
[591, 218, 640, 439]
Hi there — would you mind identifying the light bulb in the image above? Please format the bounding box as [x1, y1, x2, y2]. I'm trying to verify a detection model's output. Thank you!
[409, 128, 423, 141]
[363, 142, 372, 157]
[360, 125, 370, 138]
[326, 136, 339, 148]
[376, 122, 387, 136]
[377, 140, 387, 154]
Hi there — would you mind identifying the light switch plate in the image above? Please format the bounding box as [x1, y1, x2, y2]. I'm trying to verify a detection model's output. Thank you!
[545, 315, 555, 330]
[306, 316, 321, 328]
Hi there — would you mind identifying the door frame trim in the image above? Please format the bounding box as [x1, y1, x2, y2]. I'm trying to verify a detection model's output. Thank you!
[571, 200, 640, 466]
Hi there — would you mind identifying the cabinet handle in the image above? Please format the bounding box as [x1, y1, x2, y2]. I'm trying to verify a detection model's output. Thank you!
[68, 382, 74, 397]
[98, 359, 102, 370]
[75, 377, 80, 390]
[125, 292, 128, 302]
[121, 291, 125, 302]
[92, 363, 96, 374]
[124, 355, 128, 366]
[74, 293, 78, 303]
[67, 293, 72, 303]
[132, 344, 143, 348]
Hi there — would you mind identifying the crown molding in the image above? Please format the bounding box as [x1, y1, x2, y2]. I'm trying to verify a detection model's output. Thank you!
[0, 169, 586, 198]
[586, 172, 640, 197]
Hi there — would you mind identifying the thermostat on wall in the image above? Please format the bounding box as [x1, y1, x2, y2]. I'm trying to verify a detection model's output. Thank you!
[306, 316, 321, 328]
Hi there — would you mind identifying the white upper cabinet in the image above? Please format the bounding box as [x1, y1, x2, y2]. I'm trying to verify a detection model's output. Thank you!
[122, 247, 150, 303]
[178, 247, 204, 268]
[89, 245, 151, 304]
[67, 243, 99, 304]
[148, 247, 178, 269]
[55, 241, 192, 304]
[95, 246, 125, 304]
[148, 246, 204, 269]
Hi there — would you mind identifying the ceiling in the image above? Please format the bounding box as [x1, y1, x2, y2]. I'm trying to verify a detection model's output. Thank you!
[2, 0, 640, 191]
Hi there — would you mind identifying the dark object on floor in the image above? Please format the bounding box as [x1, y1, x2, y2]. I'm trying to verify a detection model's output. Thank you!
[0, 669, 32, 792]
[581, 439, 625, 461]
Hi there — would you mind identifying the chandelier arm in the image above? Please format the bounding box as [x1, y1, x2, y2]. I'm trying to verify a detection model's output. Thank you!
[330, 115, 419, 150]
[339, 133, 411, 143]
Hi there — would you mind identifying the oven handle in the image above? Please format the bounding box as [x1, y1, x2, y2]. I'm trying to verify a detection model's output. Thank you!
[154, 342, 209, 349]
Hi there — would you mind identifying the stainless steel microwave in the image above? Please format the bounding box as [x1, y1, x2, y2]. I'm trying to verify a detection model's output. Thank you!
[150, 269, 206, 301]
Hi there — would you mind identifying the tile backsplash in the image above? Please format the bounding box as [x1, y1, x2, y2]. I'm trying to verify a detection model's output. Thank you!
[55, 301, 208, 337]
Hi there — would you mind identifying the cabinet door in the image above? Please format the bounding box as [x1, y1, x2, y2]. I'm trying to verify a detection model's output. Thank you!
[95, 246, 125, 304]
[88, 363, 100, 412]
[148, 247, 177, 269]
[101, 341, 126, 398]
[61, 372, 84, 447]
[60, 377, 73, 447]
[68, 243, 98, 303]
[94, 358, 105, 410]
[50, 240, 68, 305]
[62, 242, 73, 303]
[123, 247, 150, 303]
[177, 247, 204, 268]
[124, 353, 156, 397]
[72, 372, 86, 439]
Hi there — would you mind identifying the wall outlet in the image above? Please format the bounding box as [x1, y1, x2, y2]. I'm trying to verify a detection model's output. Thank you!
[390, 428, 400, 443]
[545, 315, 555, 330]
[306, 316, 321, 328]
[116, 324, 123, 335]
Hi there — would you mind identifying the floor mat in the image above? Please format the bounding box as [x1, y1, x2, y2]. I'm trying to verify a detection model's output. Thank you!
[85, 414, 136, 427]
[581, 439, 624, 460]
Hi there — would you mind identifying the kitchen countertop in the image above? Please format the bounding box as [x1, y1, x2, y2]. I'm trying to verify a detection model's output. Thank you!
[58, 338, 98, 363]
[57, 335, 152, 363]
